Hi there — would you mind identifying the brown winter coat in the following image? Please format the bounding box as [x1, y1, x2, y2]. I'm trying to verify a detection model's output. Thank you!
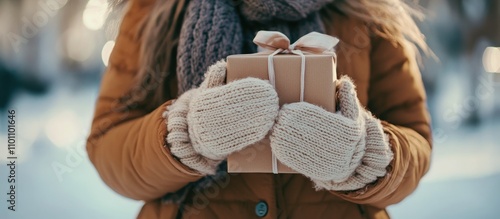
[86, 0, 432, 218]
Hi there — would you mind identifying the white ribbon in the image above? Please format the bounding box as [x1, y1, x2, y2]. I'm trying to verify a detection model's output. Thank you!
[253, 31, 339, 174]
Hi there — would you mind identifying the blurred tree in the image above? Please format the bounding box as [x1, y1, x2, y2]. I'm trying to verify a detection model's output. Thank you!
[448, 0, 499, 125]
[0, 64, 18, 109]
[0, 63, 48, 109]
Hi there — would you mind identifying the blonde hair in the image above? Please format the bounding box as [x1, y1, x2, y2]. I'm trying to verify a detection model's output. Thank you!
[119, 0, 189, 111]
[121, 0, 432, 111]
[334, 0, 433, 57]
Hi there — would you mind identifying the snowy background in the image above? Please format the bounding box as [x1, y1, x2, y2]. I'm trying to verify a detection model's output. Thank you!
[1, 0, 499, 218]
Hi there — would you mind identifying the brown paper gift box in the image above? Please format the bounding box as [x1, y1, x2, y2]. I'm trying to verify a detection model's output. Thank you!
[226, 53, 337, 173]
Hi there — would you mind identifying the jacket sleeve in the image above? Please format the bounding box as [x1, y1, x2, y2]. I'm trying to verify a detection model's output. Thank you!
[86, 0, 202, 201]
[333, 36, 432, 208]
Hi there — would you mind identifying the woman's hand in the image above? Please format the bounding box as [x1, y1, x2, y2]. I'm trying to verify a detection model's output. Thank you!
[270, 76, 393, 191]
[166, 60, 279, 175]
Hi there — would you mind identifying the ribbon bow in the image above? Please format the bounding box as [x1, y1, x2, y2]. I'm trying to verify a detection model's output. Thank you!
[253, 31, 339, 54]
[253, 31, 339, 102]
[253, 31, 339, 174]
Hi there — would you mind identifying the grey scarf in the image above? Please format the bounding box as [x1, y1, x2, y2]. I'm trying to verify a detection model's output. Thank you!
[176, 0, 334, 94]
[164, 0, 333, 210]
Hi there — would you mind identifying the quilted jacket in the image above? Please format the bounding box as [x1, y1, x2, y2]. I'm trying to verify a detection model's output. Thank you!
[86, 0, 432, 218]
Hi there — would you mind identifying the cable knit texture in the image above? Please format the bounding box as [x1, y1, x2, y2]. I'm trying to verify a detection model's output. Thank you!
[270, 76, 394, 190]
[176, 0, 334, 94]
[170, 0, 331, 203]
[239, 0, 331, 22]
[166, 61, 279, 175]
[165, 89, 221, 175]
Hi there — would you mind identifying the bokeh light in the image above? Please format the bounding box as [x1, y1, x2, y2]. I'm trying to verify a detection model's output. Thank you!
[483, 47, 500, 73]
[82, 0, 109, 31]
[45, 110, 80, 148]
[65, 27, 95, 62]
[101, 40, 115, 66]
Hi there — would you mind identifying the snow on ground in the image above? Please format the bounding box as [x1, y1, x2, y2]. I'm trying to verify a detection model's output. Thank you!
[0, 83, 498, 219]
[389, 118, 500, 219]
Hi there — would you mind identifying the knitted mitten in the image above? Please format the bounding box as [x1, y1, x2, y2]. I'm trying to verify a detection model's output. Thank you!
[166, 60, 279, 175]
[270, 76, 393, 191]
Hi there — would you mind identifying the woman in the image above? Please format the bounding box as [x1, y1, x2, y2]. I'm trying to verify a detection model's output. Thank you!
[87, 0, 432, 218]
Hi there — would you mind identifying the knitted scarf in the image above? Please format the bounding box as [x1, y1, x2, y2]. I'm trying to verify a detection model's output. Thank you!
[163, 0, 334, 210]
[176, 0, 334, 94]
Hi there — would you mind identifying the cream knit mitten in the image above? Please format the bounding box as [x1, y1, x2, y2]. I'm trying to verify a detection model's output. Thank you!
[270, 76, 393, 191]
[166, 60, 279, 175]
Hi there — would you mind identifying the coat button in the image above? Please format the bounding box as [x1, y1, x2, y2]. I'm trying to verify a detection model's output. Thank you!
[255, 201, 268, 217]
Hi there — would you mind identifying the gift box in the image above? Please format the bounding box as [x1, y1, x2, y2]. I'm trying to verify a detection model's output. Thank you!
[226, 31, 338, 174]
